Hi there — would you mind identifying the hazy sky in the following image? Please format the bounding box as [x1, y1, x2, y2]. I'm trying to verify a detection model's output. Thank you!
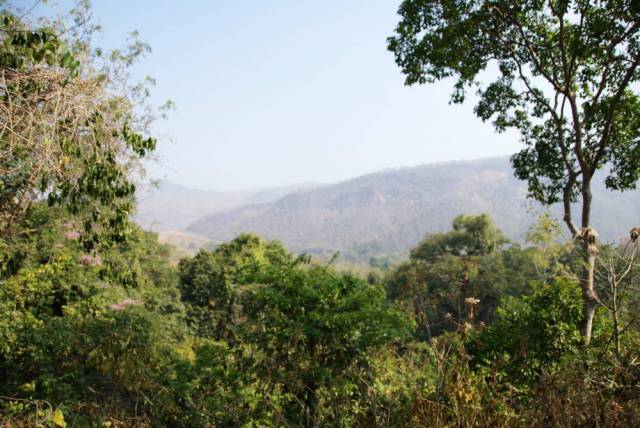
[24, 0, 520, 191]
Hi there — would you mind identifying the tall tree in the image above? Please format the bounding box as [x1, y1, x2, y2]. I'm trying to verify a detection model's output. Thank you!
[386, 214, 534, 339]
[241, 262, 409, 426]
[388, 0, 640, 342]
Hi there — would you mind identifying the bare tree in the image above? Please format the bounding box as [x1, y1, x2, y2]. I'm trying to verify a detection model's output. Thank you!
[595, 232, 640, 358]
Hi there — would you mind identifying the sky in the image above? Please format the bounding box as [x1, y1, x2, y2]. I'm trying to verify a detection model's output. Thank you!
[19, 0, 520, 191]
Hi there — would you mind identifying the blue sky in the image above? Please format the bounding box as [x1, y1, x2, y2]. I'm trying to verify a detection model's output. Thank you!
[21, 0, 520, 191]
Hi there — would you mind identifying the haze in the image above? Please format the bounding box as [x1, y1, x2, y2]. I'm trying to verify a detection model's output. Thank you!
[30, 0, 520, 190]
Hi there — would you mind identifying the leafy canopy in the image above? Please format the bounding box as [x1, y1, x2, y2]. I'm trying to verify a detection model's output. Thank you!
[388, 0, 640, 225]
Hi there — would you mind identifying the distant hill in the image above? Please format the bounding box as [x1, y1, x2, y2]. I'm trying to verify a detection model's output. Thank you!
[134, 180, 318, 231]
[183, 157, 640, 260]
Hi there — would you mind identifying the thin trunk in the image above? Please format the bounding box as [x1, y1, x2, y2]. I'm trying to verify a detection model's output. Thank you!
[580, 180, 599, 344]
[581, 180, 592, 227]
[612, 283, 621, 358]
[581, 247, 598, 344]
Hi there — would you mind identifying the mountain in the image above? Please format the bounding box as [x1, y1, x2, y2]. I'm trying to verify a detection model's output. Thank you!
[184, 157, 640, 260]
[134, 180, 318, 231]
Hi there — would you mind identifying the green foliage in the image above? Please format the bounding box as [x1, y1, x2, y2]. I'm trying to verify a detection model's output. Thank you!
[388, 214, 531, 339]
[242, 264, 410, 368]
[178, 233, 293, 338]
[0, 13, 78, 72]
[470, 277, 587, 385]
[177, 233, 411, 426]
[241, 265, 410, 413]
[0, 204, 187, 425]
[409, 214, 507, 261]
[168, 338, 287, 427]
[2, 208, 638, 426]
[388, 0, 640, 203]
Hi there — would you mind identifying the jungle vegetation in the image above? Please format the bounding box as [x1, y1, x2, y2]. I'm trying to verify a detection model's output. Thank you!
[1, 1, 640, 426]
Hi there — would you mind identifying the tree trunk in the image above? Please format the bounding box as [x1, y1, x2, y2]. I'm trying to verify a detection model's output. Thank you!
[579, 181, 599, 344]
[612, 283, 621, 358]
[580, 244, 598, 344]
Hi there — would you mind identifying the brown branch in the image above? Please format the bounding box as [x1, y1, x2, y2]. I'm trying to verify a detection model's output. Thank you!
[562, 175, 578, 236]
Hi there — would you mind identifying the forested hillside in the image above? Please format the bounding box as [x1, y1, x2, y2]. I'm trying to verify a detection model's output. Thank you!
[2, 1, 640, 427]
[185, 157, 640, 260]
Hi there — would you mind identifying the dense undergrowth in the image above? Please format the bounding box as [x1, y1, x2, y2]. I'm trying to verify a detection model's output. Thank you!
[2, 205, 640, 427]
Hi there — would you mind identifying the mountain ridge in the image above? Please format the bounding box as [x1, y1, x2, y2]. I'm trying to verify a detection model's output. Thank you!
[184, 157, 640, 260]
[136, 157, 640, 261]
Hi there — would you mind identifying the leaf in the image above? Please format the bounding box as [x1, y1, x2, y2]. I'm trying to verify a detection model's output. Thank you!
[51, 409, 67, 428]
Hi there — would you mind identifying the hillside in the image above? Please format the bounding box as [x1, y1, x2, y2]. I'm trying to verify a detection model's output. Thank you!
[134, 180, 318, 231]
[184, 157, 640, 259]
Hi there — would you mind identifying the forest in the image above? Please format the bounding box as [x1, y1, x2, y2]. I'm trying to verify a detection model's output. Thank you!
[1, 0, 640, 427]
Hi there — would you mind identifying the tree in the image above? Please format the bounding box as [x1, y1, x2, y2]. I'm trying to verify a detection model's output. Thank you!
[0, 4, 187, 425]
[387, 214, 517, 339]
[241, 263, 410, 426]
[409, 214, 507, 262]
[0, 204, 187, 425]
[178, 233, 292, 339]
[595, 242, 640, 358]
[388, 0, 640, 343]
[471, 277, 585, 386]
[0, 5, 161, 249]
